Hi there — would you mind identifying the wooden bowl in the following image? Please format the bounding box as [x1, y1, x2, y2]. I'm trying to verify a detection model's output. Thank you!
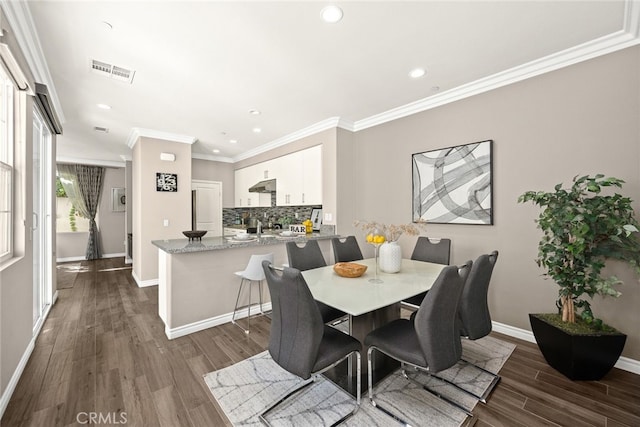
[183, 230, 207, 240]
[333, 262, 367, 278]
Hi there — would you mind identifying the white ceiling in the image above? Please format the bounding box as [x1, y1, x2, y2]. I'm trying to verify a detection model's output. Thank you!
[9, 1, 639, 165]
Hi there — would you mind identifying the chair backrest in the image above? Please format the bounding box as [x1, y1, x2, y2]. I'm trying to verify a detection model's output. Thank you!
[411, 237, 451, 265]
[459, 251, 499, 340]
[286, 240, 327, 271]
[414, 261, 470, 373]
[241, 253, 274, 281]
[331, 236, 364, 263]
[262, 261, 324, 380]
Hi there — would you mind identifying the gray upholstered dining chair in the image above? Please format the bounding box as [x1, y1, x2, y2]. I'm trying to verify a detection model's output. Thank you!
[457, 250, 500, 401]
[364, 262, 472, 423]
[402, 237, 452, 308]
[331, 236, 364, 263]
[260, 261, 361, 426]
[285, 240, 346, 324]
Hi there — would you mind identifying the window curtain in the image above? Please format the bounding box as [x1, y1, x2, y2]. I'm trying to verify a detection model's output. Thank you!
[57, 164, 105, 260]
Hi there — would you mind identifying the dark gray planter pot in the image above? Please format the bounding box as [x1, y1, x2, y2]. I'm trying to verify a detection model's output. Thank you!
[529, 314, 626, 381]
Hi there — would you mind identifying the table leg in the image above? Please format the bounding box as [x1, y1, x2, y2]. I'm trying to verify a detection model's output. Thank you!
[348, 303, 400, 377]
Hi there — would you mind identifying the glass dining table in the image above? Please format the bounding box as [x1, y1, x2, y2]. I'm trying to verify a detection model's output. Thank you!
[301, 257, 445, 387]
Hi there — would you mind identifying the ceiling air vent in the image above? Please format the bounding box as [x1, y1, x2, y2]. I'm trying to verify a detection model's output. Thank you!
[93, 126, 109, 133]
[90, 59, 135, 84]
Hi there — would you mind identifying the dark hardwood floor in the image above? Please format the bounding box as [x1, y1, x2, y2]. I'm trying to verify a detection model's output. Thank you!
[2, 257, 638, 426]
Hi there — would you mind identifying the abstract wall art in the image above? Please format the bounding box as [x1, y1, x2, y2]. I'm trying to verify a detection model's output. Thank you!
[156, 172, 178, 192]
[412, 140, 493, 225]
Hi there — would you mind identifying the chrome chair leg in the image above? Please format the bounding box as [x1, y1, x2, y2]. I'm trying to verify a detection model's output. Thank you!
[367, 347, 414, 427]
[260, 350, 361, 426]
[231, 278, 251, 334]
[368, 346, 473, 422]
[401, 369, 473, 417]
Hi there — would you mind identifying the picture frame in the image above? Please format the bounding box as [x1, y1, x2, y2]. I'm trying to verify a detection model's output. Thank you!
[156, 172, 178, 192]
[412, 140, 493, 225]
[111, 187, 126, 212]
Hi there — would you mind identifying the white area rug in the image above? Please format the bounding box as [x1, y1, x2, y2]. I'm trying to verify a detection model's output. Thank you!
[204, 336, 515, 426]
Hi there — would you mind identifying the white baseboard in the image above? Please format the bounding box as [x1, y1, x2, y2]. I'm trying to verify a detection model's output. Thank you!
[492, 321, 640, 375]
[56, 252, 126, 263]
[131, 270, 157, 288]
[165, 303, 272, 340]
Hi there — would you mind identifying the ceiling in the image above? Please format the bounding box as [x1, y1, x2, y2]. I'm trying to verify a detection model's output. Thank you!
[8, 1, 638, 166]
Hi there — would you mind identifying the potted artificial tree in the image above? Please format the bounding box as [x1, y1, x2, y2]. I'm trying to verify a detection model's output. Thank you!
[518, 174, 640, 380]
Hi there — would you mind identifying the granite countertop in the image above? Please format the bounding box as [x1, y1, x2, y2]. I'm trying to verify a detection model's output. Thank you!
[152, 232, 338, 254]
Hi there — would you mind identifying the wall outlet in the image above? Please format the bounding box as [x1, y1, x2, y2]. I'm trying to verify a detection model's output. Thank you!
[294, 212, 299, 219]
[163, 219, 169, 227]
[324, 213, 332, 222]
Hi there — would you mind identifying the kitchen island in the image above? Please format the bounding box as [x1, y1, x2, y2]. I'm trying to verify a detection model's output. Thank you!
[152, 232, 337, 339]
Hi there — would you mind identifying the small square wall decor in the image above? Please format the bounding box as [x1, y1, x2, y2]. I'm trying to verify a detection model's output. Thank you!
[412, 140, 493, 225]
[156, 172, 178, 192]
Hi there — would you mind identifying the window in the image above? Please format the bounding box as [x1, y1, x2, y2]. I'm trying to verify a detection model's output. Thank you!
[0, 68, 15, 262]
[55, 174, 90, 233]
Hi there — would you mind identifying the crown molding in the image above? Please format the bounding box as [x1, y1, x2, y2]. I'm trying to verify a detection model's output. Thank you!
[233, 117, 345, 162]
[56, 156, 125, 168]
[191, 152, 234, 163]
[625, 0, 640, 37]
[354, 27, 640, 132]
[126, 127, 197, 149]
[1, 0, 65, 122]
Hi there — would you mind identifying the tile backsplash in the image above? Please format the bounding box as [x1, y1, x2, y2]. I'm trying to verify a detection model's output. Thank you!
[223, 205, 322, 227]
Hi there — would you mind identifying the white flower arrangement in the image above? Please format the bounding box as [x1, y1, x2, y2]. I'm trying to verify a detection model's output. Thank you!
[353, 219, 427, 242]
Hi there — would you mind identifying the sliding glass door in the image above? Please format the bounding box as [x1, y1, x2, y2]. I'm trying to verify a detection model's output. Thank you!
[33, 107, 52, 331]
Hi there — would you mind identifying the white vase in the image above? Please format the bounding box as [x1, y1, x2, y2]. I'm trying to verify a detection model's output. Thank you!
[379, 241, 402, 273]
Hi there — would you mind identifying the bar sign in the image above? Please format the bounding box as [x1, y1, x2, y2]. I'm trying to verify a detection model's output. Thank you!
[290, 224, 306, 234]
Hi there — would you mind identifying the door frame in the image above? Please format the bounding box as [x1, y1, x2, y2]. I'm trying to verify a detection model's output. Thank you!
[191, 180, 223, 236]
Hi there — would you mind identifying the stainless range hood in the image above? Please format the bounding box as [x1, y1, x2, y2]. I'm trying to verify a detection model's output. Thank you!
[248, 179, 276, 193]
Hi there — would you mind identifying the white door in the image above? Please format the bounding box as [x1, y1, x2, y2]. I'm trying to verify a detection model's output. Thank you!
[33, 108, 53, 332]
[192, 180, 222, 236]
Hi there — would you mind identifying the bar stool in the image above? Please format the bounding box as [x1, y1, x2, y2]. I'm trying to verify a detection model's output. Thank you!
[232, 253, 274, 334]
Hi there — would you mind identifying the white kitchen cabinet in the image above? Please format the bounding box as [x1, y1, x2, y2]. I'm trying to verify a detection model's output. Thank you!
[234, 168, 250, 207]
[235, 164, 273, 207]
[236, 145, 323, 207]
[301, 145, 322, 205]
[275, 145, 322, 206]
[275, 151, 303, 206]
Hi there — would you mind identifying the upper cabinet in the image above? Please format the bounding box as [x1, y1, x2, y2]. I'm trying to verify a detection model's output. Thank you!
[234, 145, 323, 208]
[275, 145, 322, 206]
[234, 165, 271, 207]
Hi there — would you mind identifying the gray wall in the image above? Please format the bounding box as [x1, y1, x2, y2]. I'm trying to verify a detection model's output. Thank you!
[343, 45, 640, 360]
[192, 158, 234, 207]
[0, 5, 57, 406]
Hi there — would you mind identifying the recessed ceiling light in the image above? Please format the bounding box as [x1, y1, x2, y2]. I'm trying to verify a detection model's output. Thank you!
[253, 128, 262, 133]
[96, 103, 111, 110]
[321, 5, 343, 23]
[409, 68, 426, 79]
[229, 139, 238, 144]
[212, 149, 220, 153]
[93, 126, 109, 133]
[249, 109, 261, 115]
